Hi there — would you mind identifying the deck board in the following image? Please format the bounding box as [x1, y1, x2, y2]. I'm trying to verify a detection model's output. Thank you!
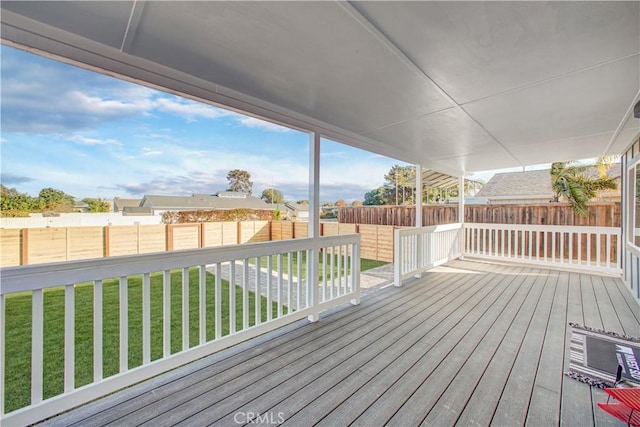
[38, 260, 638, 427]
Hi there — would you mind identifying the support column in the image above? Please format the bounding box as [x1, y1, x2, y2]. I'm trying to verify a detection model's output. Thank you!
[415, 164, 423, 278]
[307, 131, 321, 322]
[459, 175, 465, 259]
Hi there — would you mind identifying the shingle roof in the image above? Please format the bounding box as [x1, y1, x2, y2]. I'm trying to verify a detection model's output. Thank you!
[476, 170, 552, 198]
[476, 164, 621, 199]
[141, 193, 271, 210]
[113, 198, 142, 211]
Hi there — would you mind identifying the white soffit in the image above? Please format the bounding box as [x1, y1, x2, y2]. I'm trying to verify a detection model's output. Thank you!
[1, 1, 639, 175]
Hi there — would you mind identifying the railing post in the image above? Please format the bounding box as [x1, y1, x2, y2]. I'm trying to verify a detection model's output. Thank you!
[394, 228, 402, 287]
[351, 238, 361, 305]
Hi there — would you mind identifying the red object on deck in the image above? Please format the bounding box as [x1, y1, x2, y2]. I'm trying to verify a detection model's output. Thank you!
[598, 388, 640, 426]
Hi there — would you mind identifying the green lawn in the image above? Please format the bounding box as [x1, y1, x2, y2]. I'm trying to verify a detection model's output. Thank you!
[3, 256, 388, 414]
[3, 270, 282, 414]
[252, 253, 387, 278]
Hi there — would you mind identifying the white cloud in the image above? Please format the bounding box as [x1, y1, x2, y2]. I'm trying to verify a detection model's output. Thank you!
[0, 137, 8, 143]
[154, 98, 232, 121]
[235, 116, 292, 133]
[142, 147, 163, 156]
[68, 135, 121, 146]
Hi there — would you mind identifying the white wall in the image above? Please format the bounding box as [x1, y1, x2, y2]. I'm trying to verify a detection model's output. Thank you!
[0, 213, 161, 229]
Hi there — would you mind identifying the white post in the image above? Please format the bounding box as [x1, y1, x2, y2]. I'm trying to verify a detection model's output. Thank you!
[459, 175, 465, 259]
[415, 164, 423, 277]
[308, 131, 321, 322]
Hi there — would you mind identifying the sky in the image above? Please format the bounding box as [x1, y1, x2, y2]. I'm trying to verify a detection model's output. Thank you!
[0, 45, 414, 204]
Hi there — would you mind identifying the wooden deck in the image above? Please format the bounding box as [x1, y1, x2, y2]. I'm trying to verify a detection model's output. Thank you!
[40, 259, 640, 427]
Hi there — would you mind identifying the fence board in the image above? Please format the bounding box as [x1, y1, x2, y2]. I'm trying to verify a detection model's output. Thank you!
[202, 222, 223, 247]
[0, 229, 21, 266]
[26, 228, 67, 265]
[294, 222, 308, 238]
[67, 227, 104, 261]
[138, 225, 166, 254]
[339, 203, 620, 227]
[106, 226, 139, 257]
[271, 221, 294, 240]
[239, 221, 271, 244]
[170, 224, 201, 250]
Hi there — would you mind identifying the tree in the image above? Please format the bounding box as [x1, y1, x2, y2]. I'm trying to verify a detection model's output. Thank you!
[261, 188, 284, 204]
[0, 184, 37, 217]
[226, 169, 253, 194]
[363, 187, 386, 205]
[384, 165, 416, 205]
[83, 198, 111, 213]
[550, 161, 617, 216]
[38, 187, 75, 212]
[296, 200, 309, 205]
[351, 200, 363, 207]
[335, 199, 346, 207]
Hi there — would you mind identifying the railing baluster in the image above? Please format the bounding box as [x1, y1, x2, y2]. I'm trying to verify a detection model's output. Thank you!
[606, 233, 612, 269]
[31, 289, 43, 405]
[215, 263, 222, 339]
[266, 257, 272, 322]
[287, 253, 293, 310]
[94, 279, 103, 380]
[229, 261, 236, 334]
[64, 284, 74, 392]
[182, 267, 189, 350]
[296, 251, 302, 311]
[255, 257, 261, 325]
[119, 276, 128, 371]
[337, 247, 343, 296]
[199, 265, 206, 345]
[163, 271, 170, 357]
[551, 231, 556, 263]
[322, 248, 327, 303]
[330, 248, 335, 299]
[277, 254, 283, 317]
[578, 232, 583, 266]
[587, 233, 592, 266]
[142, 274, 150, 365]
[243, 259, 249, 330]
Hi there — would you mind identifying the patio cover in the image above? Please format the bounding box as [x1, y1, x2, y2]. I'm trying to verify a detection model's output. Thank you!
[1, 1, 639, 175]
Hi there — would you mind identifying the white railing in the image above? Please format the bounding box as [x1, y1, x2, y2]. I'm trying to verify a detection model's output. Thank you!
[464, 223, 622, 275]
[394, 223, 463, 286]
[0, 234, 360, 426]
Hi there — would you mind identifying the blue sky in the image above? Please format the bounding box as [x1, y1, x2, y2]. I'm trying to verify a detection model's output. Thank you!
[0, 45, 414, 203]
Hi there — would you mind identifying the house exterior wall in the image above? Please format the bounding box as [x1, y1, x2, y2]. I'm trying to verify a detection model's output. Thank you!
[622, 136, 640, 305]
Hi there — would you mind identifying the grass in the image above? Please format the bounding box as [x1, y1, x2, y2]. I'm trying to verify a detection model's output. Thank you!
[3, 257, 387, 414]
[252, 253, 387, 278]
[3, 269, 283, 414]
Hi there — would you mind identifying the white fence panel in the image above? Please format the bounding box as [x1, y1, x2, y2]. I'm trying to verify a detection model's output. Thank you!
[0, 234, 359, 426]
[463, 223, 621, 275]
[394, 223, 463, 286]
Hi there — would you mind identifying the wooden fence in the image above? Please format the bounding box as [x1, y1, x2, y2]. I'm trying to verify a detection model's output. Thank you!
[339, 202, 621, 227]
[0, 221, 397, 267]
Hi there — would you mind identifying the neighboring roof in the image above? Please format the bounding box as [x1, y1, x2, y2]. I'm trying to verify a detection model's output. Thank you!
[113, 198, 142, 211]
[285, 202, 309, 212]
[141, 193, 271, 210]
[122, 206, 153, 216]
[476, 164, 621, 199]
[476, 170, 552, 198]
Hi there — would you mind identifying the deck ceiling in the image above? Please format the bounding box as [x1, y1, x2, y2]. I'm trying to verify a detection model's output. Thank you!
[1, 1, 639, 175]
